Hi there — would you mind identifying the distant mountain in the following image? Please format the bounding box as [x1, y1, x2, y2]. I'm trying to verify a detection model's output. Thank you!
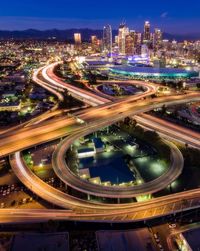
[0, 29, 106, 41]
[0, 29, 199, 42]
[163, 32, 200, 41]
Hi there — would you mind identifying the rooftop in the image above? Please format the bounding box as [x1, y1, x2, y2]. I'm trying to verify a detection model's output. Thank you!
[110, 65, 198, 79]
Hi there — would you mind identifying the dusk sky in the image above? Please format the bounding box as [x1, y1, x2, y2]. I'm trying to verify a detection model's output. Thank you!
[0, 0, 199, 33]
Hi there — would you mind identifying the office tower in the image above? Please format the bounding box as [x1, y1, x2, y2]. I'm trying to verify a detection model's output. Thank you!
[125, 31, 135, 55]
[74, 33, 82, 46]
[134, 32, 142, 46]
[103, 25, 112, 54]
[118, 23, 129, 54]
[91, 36, 100, 51]
[153, 28, 162, 49]
[115, 36, 119, 44]
[141, 44, 150, 57]
[143, 21, 151, 42]
[134, 32, 142, 54]
[91, 35, 99, 47]
[91, 36, 98, 44]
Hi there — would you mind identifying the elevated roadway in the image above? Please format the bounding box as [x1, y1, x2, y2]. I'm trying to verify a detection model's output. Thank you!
[3, 61, 200, 224]
[0, 92, 199, 157]
[52, 128, 183, 198]
[135, 114, 200, 149]
[9, 152, 200, 223]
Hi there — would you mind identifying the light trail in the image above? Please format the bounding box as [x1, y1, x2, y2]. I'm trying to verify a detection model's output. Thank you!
[3, 61, 200, 224]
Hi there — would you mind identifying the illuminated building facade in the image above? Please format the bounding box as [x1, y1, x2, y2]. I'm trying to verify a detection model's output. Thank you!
[110, 66, 198, 80]
[118, 23, 129, 54]
[103, 25, 112, 54]
[143, 21, 151, 42]
[125, 31, 135, 55]
[153, 28, 162, 49]
[74, 33, 82, 45]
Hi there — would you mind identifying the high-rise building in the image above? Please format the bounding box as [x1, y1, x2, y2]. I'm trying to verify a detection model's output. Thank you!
[143, 21, 151, 42]
[118, 23, 129, 54]
[74, 33, 82, 45]
[103, 25, 112, 54]
[153, 28, 162, 49]
[91, 36, 100, 51]
[134, 32, 142, 54]
[134, 32, 142, 46]
[141, 44, 150, 57]
[91, 36, 98, 46]
[125, 31, 135, 55]
[91, 35, 97, 44]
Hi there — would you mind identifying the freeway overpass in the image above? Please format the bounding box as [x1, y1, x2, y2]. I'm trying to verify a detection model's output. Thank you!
[9, 151, 200, 223]
[1, 61, 200, 224]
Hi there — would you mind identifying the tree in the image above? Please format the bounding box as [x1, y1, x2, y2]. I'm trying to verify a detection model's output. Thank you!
[161, 104, 167, 115]
[124, 117, 131, 126]
[135, 125, 144, 136]
[143, 130, 159, 142]
[87, 72, 97, 85]
[130, 119, 137, 128]
[196, 83, 200, 89]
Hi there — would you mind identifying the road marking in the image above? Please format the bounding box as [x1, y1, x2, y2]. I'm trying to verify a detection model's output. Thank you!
[121, 214, 128, 221]
[161, 206, 166, 214]
[132, 212, 137, 220]
[172, 203, 176, 212]
[152, 208, 157, 217]
[143, 210, 148, 217]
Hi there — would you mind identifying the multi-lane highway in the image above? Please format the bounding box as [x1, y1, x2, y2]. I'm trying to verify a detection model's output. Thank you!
[135, 113, 200, 148]
[1, 61, 200, 224]
[0, 90, 200, 157]
[52, 126, 183, 198]
[9, 152, 200, 223]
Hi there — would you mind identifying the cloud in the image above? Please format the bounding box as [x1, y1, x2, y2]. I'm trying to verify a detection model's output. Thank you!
[161, 12, 168, 18]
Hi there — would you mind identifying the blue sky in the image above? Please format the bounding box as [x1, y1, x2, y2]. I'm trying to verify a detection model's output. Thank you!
[0, 0, 199, 33]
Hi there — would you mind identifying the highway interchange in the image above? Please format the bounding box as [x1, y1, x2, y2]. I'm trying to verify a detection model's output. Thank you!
[1, 61, 200, 223]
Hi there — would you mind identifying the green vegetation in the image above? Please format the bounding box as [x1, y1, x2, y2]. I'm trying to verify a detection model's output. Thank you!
[86, 71, 97, 85]
[196, 83, 200, 89]
[180, 144, 200, 167]
[66, 148, 79, 175]
[59, 90, 84, 109]
[23, 153, 33, 169]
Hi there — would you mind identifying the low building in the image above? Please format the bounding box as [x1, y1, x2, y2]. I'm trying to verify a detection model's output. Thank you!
[89, 176, 101, 185]
[79, 168, 91, 179]
[93, 138, 104, 153]
[0, 101, 21, 111]
[2, 91, 17, 99]
[77, 147, 96, 159]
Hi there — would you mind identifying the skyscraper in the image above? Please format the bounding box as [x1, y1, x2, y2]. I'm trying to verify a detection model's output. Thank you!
[141, 44, 150, 57]
[133, 32, 141, 45]
[125, 31, 135, 55]
[143, 21, 151, 42]
[118, 23, 129, 54]
[134, 32, 142, 54]
[91, 35, 99, 47]
[74, 33, 82, 45]
[91, 35, 100, 51]
[153, 28, 162, 49]
[103, 25, 112, 54]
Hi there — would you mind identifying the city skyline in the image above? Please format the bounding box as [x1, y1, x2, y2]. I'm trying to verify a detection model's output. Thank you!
[0, 0, 200, 34]
[0, 2, 200, 250]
